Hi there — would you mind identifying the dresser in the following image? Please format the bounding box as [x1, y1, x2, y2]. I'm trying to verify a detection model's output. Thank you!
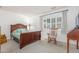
[67, 28, 79, 53]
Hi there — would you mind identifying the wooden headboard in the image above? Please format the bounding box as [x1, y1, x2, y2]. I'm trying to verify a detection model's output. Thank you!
[11, 24, 27, 32]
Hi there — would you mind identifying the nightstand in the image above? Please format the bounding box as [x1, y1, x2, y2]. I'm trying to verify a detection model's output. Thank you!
[0, 34, 7, 52]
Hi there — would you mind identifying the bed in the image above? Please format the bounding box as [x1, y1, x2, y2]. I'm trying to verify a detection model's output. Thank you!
[10, 24, 41, 49]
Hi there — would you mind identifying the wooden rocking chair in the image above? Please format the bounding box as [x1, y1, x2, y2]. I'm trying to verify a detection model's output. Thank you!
[48, 28, 58, 44]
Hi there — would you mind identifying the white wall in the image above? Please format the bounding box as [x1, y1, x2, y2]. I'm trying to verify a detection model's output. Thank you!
[0, 10, 41, 39]
[41, 6, 79, 44]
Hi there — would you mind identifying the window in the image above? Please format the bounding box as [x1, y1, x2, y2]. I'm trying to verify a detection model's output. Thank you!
[43, 17, 62, 29]
[42, 11, 67, 31]
[51, 18, 56, 28]
[47, 18, 50, 23]
[51, 18, 55, 23]
[57, 17, 62, 28]
[47, 18, 50, 29]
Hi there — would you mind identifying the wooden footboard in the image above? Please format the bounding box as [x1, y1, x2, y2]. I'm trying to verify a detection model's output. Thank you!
[20, 31, 41, 49]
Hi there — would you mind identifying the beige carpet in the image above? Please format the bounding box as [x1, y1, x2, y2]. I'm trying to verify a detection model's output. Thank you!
[1, 39, 79, 53]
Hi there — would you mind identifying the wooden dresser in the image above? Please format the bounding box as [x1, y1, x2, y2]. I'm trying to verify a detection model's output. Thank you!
[67, 28, 79, 53]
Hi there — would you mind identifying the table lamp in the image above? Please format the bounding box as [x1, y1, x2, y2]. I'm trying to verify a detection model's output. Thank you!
[28, 24, 31, 30]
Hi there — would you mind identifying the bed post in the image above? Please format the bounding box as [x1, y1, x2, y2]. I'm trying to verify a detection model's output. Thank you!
[10, 25, 12, 40]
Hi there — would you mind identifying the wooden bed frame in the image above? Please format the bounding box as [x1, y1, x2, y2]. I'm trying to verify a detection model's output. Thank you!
[10, 24, 41, 49]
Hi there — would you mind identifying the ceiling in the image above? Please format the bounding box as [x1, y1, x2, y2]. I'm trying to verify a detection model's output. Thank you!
[0, 6, 66, 16]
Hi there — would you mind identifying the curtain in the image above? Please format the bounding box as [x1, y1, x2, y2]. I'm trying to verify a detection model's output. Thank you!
[76, 14, 79, 27]
[61, 10, 67, 34]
